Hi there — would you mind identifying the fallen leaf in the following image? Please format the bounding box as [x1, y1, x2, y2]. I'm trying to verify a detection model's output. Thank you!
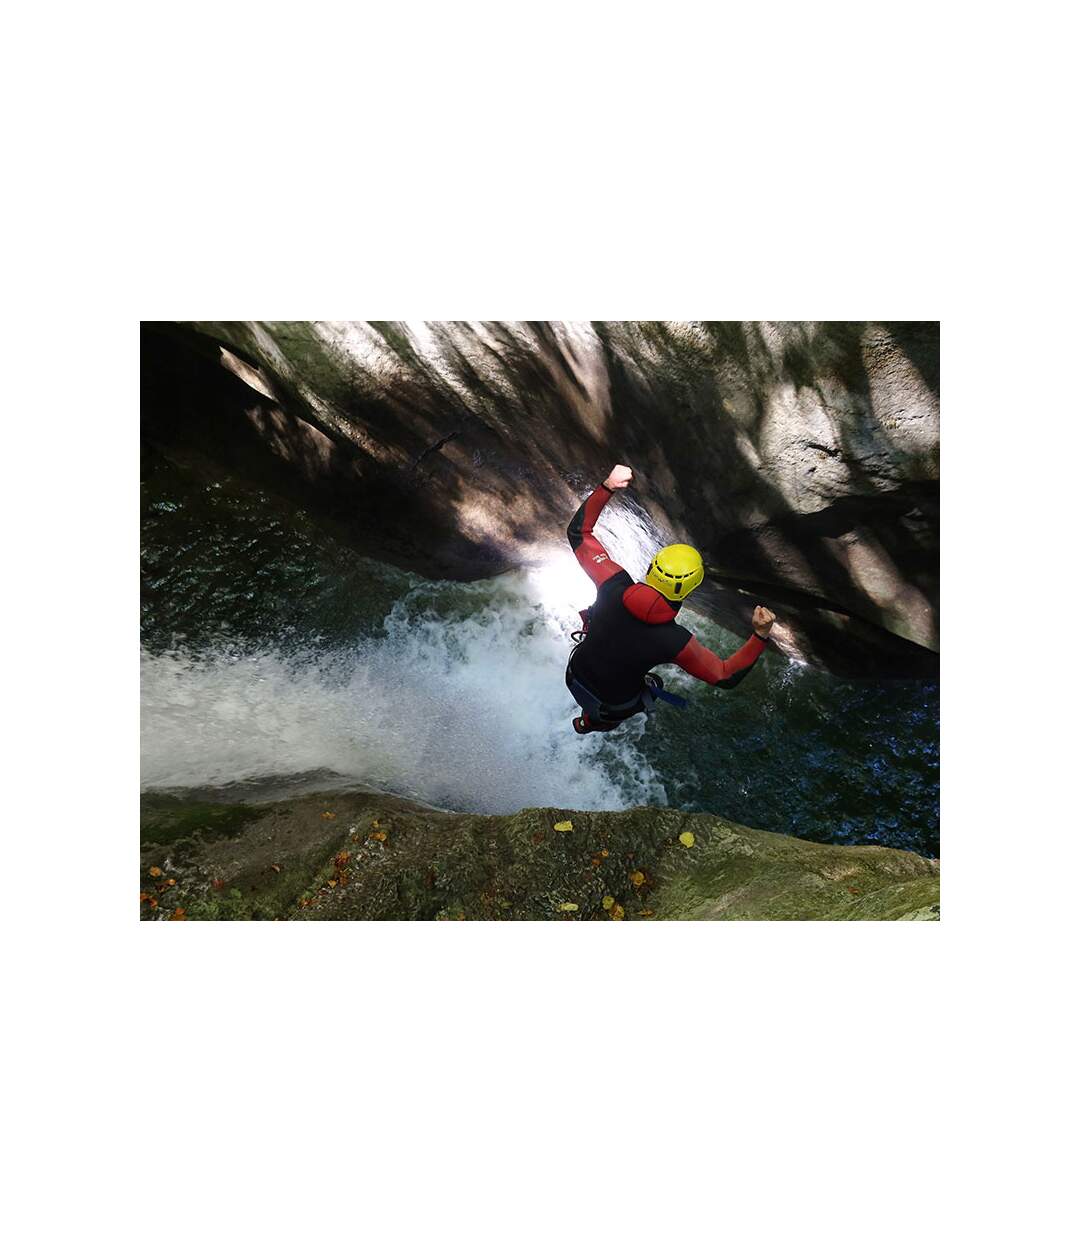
[321, 810, 337, 820]
[148, 897, 158, 910]
[327, 879, 337, 888]
[557, 902, 579, 912]
[610, 904, 625, 921]
[334, 851, 350, 868]
[679, 831, 696, 847]
[170, 908, 187, 921]
[139, 892, 150, 903]
[148, 866, 162, 878]
[166, 878, 176, 886]
[211, 877, 225, 891]
[370, 831, 387, 842]
[553, 820, 573, 832]
[639, 909, 655, 918]
[600, 849, 609, 858]
[630, 870, 645, 887]
[601, 896, 615, 911]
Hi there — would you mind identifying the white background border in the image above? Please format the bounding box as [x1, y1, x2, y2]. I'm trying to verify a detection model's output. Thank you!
[4, 2, 1077, 1239]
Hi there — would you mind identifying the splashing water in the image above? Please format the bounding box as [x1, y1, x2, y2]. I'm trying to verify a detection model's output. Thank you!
[141, 565, 669, 813]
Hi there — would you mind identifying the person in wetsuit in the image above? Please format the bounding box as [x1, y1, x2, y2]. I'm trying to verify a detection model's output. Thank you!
[565, 464, 777, 734]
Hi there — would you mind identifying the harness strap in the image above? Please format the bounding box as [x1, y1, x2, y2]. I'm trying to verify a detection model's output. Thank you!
[648, 685, 689, 710]
[567, 661, 688, 721]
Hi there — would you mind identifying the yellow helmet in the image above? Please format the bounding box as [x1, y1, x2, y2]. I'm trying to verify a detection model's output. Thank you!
[646, 543, 704, 602]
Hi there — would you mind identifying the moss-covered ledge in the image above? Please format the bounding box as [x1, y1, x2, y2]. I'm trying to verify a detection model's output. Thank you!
[139, 790, 939, 922]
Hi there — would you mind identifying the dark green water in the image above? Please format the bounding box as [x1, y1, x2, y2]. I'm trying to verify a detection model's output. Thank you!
[141, 451, 939, 857]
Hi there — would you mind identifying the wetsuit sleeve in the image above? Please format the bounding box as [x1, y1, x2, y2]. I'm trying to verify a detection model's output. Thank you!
[566, 484, 626, 587]
[675, 633, 768, 689]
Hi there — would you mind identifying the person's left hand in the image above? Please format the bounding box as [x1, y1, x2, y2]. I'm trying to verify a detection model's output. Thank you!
[604, 464, 633, 489]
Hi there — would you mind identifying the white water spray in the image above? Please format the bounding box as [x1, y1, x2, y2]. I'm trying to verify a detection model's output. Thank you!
[140, 492, 680, 811]
[141, 576, 667, 814]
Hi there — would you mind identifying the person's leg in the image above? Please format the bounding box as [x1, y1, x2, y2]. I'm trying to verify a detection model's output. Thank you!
[566, 661, 650, 734]
[573, 713, 622, 734]
[567, 660, 612, 732]
[575, 692, 651, 733]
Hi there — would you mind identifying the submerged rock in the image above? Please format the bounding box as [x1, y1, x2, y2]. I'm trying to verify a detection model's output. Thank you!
[140, 789, 939, 922]
[142, 320, 939, 677]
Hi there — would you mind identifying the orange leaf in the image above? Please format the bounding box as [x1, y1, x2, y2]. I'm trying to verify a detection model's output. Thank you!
[321, 810, 337, 820]
[166, 878, 176, 886]
[139, 892, 150, 903]
[148, 866, 162, 878]
[370, 831, 387, 842]
[610, 904, 625, 921]
[170, 908, 187, 921]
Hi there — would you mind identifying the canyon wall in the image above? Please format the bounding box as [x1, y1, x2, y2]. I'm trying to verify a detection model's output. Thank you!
[141, 320, 939, 676]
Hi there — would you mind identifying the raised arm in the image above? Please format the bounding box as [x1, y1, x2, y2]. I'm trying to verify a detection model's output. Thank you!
[566, 465, 632, 586]
[674, 606, 777, 689]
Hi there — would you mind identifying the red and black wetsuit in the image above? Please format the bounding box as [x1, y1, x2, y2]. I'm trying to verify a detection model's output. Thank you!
[566, 483, 767, 728]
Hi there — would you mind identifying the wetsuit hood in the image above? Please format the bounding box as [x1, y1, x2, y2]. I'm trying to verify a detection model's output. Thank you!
[622, 582, 681, 624]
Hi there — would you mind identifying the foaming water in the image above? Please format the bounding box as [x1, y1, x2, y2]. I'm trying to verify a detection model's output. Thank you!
[140, 569, 667, 813]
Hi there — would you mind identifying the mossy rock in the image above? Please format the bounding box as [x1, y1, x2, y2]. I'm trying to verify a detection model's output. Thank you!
[645, 819, 939, 921]
[139, 790, 939, 922]
[140, 795, 264, 847]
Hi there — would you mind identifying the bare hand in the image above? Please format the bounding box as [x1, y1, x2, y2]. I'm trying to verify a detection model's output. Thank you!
[604, 464, 633, 490]
[752, 605, 776, 638]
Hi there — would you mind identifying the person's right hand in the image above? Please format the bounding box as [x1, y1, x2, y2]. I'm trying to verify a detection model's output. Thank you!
[752, 605, 776, 638]
[604, 464, 633, 489]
